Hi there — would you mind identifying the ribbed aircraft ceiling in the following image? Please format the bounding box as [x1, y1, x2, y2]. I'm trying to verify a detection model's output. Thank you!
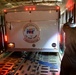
[0, 0, 64, 14]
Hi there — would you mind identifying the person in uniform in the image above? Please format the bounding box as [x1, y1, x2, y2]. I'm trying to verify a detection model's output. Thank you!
[60, 17, 76, 75]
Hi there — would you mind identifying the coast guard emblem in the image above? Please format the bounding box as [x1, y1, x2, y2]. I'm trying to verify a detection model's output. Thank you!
[23, 23, 40, 43]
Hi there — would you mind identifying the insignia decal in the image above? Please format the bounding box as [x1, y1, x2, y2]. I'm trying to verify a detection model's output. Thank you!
[23, 23, 40, 43]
